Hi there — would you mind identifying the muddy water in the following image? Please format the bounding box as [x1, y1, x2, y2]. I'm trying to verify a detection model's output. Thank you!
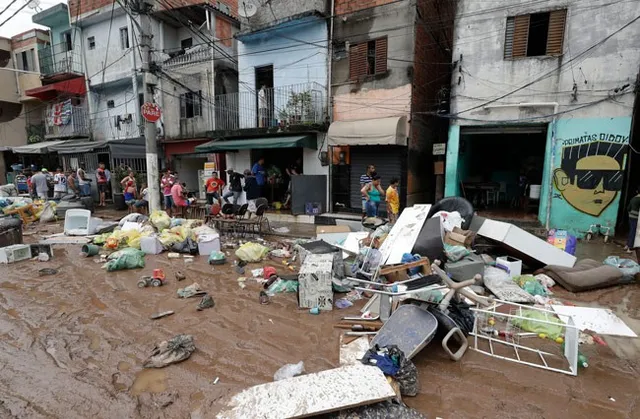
[0, 238, 639, 418]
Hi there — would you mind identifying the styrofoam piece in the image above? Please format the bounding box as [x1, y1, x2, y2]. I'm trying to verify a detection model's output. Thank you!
[495, 256, 522, 278]
[0, 244, 32, 264]
[216, 364, 395, 419]
[121, 221, 143, 232]
[298, 253, 334, 311]
[197, 234, 221, 256]
[470, 216, 576, 268]
[378, 204, 431, 266]
[140, 236, 163, 255]
[551, 305, 638, 338]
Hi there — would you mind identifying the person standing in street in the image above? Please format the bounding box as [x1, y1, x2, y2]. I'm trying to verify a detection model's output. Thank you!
[283, 158, 302, 208]
[171, 179, 188, 217]
[120, 170, 137, 204]
[96, 162, 108, 207]
[67, 171, 79, 197]
[385, 177, 400, 224]
[31, 168, 49, 201]
[77, 165, 91, 197]
[223, 169, 244, 204]
[361, 175, 384, 217]
[161, 169, 176, 216]
[252, 157, 266, 198]
[53, 167, 67, 200]
[625, 187, 640, 253]
[205, 171, 225, 205]
[360, 164, 376, 219]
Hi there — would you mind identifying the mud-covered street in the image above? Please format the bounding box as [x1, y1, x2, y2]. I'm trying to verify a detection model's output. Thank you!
[0, 224, 639, 418]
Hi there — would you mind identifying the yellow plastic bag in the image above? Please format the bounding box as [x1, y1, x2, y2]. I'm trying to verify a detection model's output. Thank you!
[235, 242, 269, 262]
[150, 210, 171, 232]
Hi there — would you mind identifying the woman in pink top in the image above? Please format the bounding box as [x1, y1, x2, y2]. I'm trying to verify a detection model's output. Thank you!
[171, 181, 188, 216]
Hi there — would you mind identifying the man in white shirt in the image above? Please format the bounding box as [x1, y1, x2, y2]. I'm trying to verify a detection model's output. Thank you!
[31, 169, 49, 201]
[76, 165, 90, 197]
[53, 167, 67, 199]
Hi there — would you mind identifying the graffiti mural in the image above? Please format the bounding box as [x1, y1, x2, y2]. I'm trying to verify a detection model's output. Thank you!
[553, 138, 628, 217]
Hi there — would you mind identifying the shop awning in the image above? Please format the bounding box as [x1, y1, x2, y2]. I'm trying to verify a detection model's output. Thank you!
[24, 77, 86, 101]
[12, 140, 70, 154]
[327, 116, 408, 146]
[195, 135, 317, 152]
[48, 137, 146, 157]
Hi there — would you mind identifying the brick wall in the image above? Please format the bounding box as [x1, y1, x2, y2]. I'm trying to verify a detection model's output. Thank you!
[215, 16, 233, 47]
[69, 0, 238, 19]
[335, 0, 399, 15]
[406, 0, 455, 203]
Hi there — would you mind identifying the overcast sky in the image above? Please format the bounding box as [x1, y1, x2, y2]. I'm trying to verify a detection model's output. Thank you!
[0, 0, 67, 39]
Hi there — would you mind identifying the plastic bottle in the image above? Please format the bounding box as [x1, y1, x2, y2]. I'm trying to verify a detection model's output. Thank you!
[578, 353, 589, 368]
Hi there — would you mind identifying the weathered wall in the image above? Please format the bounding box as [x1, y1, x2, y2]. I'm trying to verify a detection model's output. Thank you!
[239, 0, 327, 29]
[335, 0, 398, 15]
[92, 84, 141, 141]
[83, 13, 132, 86]
[446, 0, 639, 234]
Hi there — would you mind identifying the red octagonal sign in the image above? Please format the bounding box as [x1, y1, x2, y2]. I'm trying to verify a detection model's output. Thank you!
[141, 102, 161, 123]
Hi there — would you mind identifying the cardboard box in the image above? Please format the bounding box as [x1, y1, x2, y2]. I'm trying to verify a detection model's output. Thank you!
[298, 253, 334, 311]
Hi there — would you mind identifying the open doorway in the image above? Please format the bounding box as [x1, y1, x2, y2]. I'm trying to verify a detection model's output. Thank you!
[250, 147, 303, 205]
[255, 65, 274, 128]
[458, 126, 548, 221]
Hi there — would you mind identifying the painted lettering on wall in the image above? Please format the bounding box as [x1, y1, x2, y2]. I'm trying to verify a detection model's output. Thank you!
[553, 139, 628, 217]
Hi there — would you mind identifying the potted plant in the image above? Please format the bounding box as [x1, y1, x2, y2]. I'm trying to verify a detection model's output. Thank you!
[279, 91, 313, 125]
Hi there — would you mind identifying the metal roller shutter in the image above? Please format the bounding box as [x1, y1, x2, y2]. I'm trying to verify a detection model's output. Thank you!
[349, 146, 407, 215]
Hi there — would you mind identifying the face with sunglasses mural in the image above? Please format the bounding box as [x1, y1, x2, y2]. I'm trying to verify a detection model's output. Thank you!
[553, 141, 627, 217]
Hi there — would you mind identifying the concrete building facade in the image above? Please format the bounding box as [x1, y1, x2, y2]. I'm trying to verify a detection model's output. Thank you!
[445, 0, 640, 236]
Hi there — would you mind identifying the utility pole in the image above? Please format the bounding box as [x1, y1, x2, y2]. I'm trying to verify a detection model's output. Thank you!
[138, 1, 160, 213]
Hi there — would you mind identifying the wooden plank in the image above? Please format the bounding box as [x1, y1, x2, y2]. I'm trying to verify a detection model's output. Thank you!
[217, 364, 395, 419]
[512, 14, 530, 58]
[378, 204, 431, 266]
[546, 9, 567, 55]
[379, 257, 430, 275]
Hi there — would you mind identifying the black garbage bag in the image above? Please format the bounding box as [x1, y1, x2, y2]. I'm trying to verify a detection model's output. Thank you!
[327, 401, 427, 419]
[361, 345, 420, 397]
[426, 196, 474, 229]
[171, 238, 199, 255]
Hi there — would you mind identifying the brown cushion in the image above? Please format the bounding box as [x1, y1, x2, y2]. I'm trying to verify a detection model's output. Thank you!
[534, 259, 623, 292]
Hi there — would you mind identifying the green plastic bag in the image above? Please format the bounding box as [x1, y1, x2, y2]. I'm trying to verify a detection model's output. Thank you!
[104, 248, 145, 271]
[511, 308, 563, 340]
[235, 242, 269, 262]
[513, 275, 547, 296]
[267, 279, 298, 295]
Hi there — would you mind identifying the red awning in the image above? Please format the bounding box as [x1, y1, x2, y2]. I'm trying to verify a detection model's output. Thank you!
[25, 77, 86, 101]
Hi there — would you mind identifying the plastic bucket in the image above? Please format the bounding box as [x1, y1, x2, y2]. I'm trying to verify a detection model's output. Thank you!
[81, 244, 100, 257]
[529, 184, 541, 200]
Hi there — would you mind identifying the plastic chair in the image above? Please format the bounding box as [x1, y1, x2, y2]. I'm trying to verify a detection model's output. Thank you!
[238, 203, 271, 236]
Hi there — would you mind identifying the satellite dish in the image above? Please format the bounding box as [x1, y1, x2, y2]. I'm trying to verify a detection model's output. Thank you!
[238, 0, 257, 18]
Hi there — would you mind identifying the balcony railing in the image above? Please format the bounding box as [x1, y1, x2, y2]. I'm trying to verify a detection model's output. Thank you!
[39, 42, 83, 77]
[162, 45, 212, 68]
[112, 114, 141, 140]
[214, 82, 326, 131]
[44, 104, 89, 138]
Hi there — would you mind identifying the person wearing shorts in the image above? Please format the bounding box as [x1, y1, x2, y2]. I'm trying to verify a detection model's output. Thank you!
[53, 167, 67, 200]
[171, 180, 188, 217]
[120, 170, 137, 205]
[161, 169, 176, 216]
[134, 184, 149, 213]
[96, 162, 108, 207]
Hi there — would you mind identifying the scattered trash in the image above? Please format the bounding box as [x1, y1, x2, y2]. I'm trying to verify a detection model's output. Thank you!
[38, 268, 58, 276]
[335, 298, 353, 309]
[37, 253, 50, 262]
[143, 334, 195, 368]
[270, 248, 290, 258]
[213, 377, 220, 385]
[104, 248, 145, 272]
[266, 278, 298, 295]
[196, 294, 215, 311]
[149, 210, 171, 232]
[273, 361, 305, 381]
[208, 251, 226, 265]
[175, 271, 186, 281]
[81, 244, 100, 257]
[150, 311, 175, 320]
[272, 226, 290, 234]
[177, 283, 205, 298]
[251, 268, 265, 278]
[310, 307, 320, 315]
[237, 277, 247, 289]
[235, 242, 269, 262]
[167, 252, 180, 259]
[361, 345, 420, 396]
[609, 397, 616, 402]
[138, 272, 165, 288]
[259, 291, 270, 304]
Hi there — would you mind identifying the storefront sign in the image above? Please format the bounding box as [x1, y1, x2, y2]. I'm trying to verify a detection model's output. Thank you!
[433, 143, 446, 155]
[204, 162, 217, 176]
[141, 102, 161, 122]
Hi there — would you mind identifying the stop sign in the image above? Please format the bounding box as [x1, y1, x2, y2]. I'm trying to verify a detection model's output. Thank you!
[141, 102, 161, 122]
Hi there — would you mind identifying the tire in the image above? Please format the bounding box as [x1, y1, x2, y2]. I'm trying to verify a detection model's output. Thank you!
[151, 279, 162, 287]
[137, 280, 148, 288]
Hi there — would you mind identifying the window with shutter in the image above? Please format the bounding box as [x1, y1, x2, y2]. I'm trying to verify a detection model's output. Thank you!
[546, 9, 567, 55]
[349, 37, 388, 81]
[504, 9, 566, 59]
[179, 94, 187, 119]
[194, 90, 202, 117]
[349, 43, 367, 81]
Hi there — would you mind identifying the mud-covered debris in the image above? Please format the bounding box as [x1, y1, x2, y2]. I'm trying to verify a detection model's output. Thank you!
[175, 271, 186, 281]
[143, 334, 195, 368]
[196, 294, 214, 311]
[177, 283, 204, 298]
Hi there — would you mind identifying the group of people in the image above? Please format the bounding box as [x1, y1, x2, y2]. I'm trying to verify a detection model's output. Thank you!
[360, 164, 400, 223]
[23, 165, 96, 201]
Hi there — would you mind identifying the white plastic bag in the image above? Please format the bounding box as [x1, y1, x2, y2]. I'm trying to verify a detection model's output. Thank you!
[39, 202, 56, 223]
[432, 210, 464, 232]
[273, 361, 305, 381]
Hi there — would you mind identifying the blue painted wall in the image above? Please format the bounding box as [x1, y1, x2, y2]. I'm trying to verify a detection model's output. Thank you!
[547, 117, 631, 237]
[236, 16, 328, 128]
[445, 125, 460, 197]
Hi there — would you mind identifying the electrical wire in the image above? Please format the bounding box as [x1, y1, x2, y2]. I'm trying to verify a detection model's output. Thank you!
[0, 0, 31, 28]
[0, 0, 20, 18]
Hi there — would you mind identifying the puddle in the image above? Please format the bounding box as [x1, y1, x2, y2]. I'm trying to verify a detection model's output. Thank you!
[90, 296, 108, 310]
[131, 369, 167, 395]
[118, 361, 131, 372]
[85, 330, 101, 350]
